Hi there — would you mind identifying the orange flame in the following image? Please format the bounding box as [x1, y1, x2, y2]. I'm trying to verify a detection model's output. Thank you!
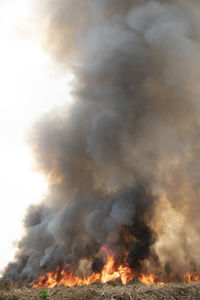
[33, 248, 200, 288]
[184, 272, 200, 283]
[33, 247, 134, 288]
[138, 273, 165, 286]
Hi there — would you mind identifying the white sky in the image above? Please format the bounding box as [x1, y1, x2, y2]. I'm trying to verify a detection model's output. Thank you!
[0, 0, 73, 272]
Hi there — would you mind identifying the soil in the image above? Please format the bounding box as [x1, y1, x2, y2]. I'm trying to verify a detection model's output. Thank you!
[0, 280, 200, 300]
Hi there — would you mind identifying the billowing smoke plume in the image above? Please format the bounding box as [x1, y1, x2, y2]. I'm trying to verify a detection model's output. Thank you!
[3, 0, 200, 282]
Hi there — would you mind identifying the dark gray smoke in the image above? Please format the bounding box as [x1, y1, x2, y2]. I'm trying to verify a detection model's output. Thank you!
[3, 0, 200, 282]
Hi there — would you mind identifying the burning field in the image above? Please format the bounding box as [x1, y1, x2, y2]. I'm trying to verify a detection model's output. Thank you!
[2, 0, 200, 298]
[32, 247, 200, 288]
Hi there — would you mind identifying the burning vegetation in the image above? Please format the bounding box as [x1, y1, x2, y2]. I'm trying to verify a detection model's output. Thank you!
[2, 0, 200, 294]
[33, 247, 200, 289]
[33, 247, 134, 288]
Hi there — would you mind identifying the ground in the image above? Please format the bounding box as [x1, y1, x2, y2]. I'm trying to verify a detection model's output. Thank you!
[1, 280, 200, 299]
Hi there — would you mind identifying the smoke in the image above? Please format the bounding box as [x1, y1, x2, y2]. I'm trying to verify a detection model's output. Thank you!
[3, 0, 200, 282]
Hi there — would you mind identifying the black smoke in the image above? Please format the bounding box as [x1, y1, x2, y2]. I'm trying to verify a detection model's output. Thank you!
[3, 0, 200, 282]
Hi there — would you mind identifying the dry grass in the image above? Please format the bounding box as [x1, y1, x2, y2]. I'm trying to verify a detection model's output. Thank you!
[0, 280, 200, 299]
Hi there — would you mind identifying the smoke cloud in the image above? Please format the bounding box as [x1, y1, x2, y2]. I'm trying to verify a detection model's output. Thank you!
[3, 0, 200, 282]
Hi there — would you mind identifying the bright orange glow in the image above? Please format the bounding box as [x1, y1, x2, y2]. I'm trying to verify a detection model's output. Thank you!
[33, 247, 134, 288]
[184, 272, 200, 283]
[138, 273, 165, 286]
[33, 248, 200, 288]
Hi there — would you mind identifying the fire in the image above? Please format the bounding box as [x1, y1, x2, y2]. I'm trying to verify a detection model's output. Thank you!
[138, 272, 200, 286]
[138, 274, 165, 286]
[33, 247, 134, 288]
[33, 248, 200, 288]
[184, 272, 200, 283]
